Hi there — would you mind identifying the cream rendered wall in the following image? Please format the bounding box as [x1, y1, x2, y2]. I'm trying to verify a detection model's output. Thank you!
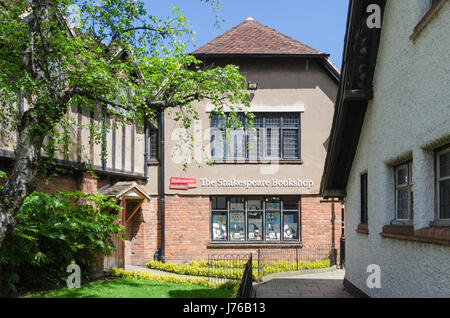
[158, 58, 338, 196]
[344, 0, 450, 297]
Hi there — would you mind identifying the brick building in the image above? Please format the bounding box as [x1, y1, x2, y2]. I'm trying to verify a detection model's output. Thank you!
[0, 18, 341, 267]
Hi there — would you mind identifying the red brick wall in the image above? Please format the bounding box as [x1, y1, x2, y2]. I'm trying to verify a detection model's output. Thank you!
[164, 195, 342, 264]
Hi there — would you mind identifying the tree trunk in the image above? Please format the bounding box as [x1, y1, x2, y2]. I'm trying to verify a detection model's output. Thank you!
[0, 111, 46, 246]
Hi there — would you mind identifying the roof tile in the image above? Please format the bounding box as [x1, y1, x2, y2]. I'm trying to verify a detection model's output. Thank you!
[193, 17, 324, 56]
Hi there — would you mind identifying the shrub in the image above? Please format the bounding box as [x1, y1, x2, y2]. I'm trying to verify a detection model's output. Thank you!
[108, 268, 240, 293]
[0, 191, 124, 296]
[147, 258, 331, 282]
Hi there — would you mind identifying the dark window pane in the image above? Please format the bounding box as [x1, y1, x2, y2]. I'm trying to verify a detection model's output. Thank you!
[230, 211, 245, 241]
[361, 174, 368, 224]
[282, 129, 299, 159]
[440, 179, 450, 219]
[211, 114, 226, 128]
[283, 212, 299, 240]
[247, 128, 263, 159]
[212, 196, 227, 210]
[227, 127, 246, 160]
[149, 127, 158, 161]
[283, 197, 299, 210]
[440, 152, 450, 178]
[212, 212, 228, 241]
[248, 212, 263, 241]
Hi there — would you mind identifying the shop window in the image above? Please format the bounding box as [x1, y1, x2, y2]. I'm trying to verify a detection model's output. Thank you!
[210, 196, 300, 243]
[437, 147, 450, 219]
[211, 113, 301, 161]
[395, 162, 414, 221]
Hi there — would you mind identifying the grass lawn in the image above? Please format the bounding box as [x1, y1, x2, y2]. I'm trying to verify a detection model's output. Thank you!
[25, 278, 234, 298]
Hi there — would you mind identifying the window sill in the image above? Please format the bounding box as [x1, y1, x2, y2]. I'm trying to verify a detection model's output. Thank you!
[355, 223, 369, 235]
[207, 242, 303, 249]
[410, 0, 445, 40]
[380, 225, 450, 247]
[147, 161, 160, 166]
[211, 159, 304, 165]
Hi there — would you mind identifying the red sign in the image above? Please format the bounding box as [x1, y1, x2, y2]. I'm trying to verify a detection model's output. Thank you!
[169, 177, 197, 190]
[170, 177, 196, 184]
[169, 183, 189, 190]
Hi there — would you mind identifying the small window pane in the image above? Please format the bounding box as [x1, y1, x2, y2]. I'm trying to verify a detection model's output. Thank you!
[265, 211, 281, 241]
[247, 198, 262, 211]
[230, 211, 245, 241]
[212, 197, 227, 210]
[247, 212, 263, 241]
[439, 179, 450, 219]
[212, 212, 228, 241]
[282, 114, 300, 129]
[211, 128, 225, 159]
[396, 166, 408, 186]
[283, 212, 299, 240]
[266, 198, 281, 211]
[282, 130, 299, 159]
[149, 127, 158, 161]
[283, 197, 299, 210]
[229, 197, 244, 211]
[439, 152, 450, 178]
[397, 188, 409, 220]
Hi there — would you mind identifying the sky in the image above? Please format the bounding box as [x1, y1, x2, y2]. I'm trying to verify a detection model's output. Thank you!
[144, 0, 350, 69]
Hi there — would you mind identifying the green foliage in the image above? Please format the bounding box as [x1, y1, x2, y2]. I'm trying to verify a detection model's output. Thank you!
[147, 258, 332, 282]
[0, 191, 124, 296]
[0, 0, 250, 174]
[108, 268, 239, 293]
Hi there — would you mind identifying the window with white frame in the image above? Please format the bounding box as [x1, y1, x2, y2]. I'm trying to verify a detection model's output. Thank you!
[437, 147, 450, 219]
[395, 162, 414, 221]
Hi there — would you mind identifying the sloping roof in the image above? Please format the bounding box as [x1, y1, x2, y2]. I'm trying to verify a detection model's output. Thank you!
[193, 17, 325, 56]
[98, 181, 151, 200]
[320, 0, 387, 198]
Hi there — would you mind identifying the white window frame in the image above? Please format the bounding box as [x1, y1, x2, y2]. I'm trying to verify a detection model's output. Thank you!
[395, 162, 414, 221]
[436, 147, 450, 220]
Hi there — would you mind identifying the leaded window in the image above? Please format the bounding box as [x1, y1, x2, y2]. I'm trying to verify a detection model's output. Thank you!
[437, 147, 450, 219]
[395, 162, 414, 221]
[211, 113, 301, 160]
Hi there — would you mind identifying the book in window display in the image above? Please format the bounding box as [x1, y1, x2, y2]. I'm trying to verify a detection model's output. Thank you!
[283, 213, 298, 240]
[212, 214, 227, 241]
[248, 212, 263, 241]
[230, 211, 245, 241]
[266, 211, 280, 240]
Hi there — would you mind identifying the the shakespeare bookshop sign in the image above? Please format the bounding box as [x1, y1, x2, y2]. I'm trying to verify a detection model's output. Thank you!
[200, 178, 314, 189]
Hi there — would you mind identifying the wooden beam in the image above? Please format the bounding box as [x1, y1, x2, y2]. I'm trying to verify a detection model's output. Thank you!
[125, 200, 144, 224]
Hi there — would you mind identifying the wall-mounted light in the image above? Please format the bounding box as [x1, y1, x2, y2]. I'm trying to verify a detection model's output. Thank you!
[247, 81, 258, 90]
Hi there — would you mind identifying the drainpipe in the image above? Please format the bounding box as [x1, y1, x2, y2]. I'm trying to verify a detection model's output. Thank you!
[160, 109, 165, 263]
[144, 118, 149, 178]
[340, 198, 345, 269]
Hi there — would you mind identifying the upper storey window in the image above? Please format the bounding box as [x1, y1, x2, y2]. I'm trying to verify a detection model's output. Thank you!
[210, 113, 301, 161]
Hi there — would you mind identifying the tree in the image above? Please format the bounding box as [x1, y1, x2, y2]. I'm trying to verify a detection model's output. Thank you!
[0, 0, 250, 246]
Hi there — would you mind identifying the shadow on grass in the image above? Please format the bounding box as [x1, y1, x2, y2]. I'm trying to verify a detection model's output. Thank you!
[27, 278, 234, 298]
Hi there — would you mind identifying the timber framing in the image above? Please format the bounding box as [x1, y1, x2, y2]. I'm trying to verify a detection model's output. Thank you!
[320, 0, 387, 198]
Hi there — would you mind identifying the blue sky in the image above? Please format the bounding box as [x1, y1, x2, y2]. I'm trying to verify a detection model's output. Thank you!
[145, 0, 350, 69]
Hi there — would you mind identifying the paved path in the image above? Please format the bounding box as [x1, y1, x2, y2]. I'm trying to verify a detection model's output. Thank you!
[254, 270, 352, 298]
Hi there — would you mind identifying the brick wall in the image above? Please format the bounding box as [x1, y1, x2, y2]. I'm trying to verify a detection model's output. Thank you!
[164, 194, 342, 264]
